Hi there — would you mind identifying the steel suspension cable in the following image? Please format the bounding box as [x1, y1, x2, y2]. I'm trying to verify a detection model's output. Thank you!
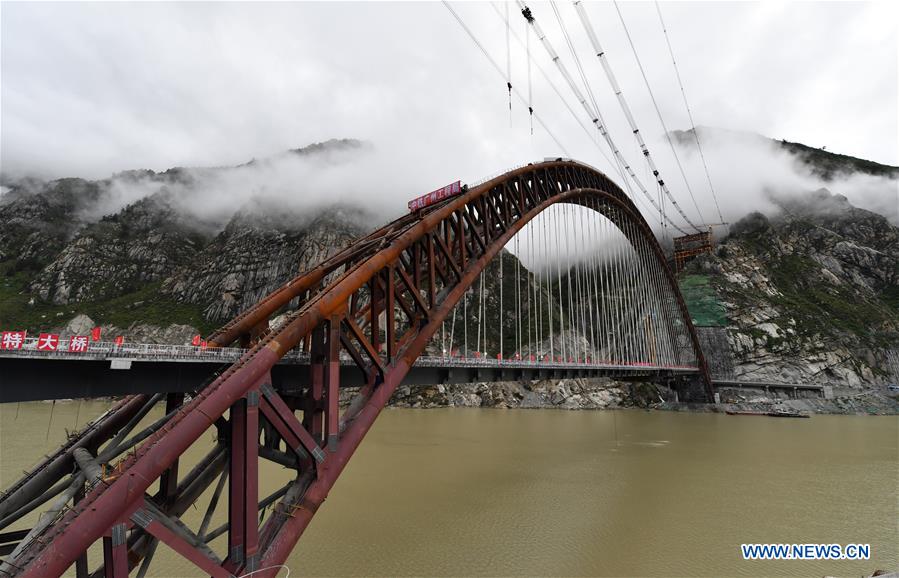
[515, 234, 522, 359]
[464, 284, 469, 356]
[576, 0, 705, 230]
[490, 2, 620, 176]
[517, 2, 691, 235]
[499, 247, 504, 359]
[481, 271, 487, 356]
[572, 206, 583, 362]
[634, 227, 665, 364]
[605, 0, 705, 226]
[443, 1, 570, 155]
[554, 205, 566, 362]
[632, 222, 651, 364]
[609, 211, 622, 363]
[526, 6, 534, 134]
[577, 206, 590, 362]
[613, 210, 632, 364]
[582, 204, 597, 363]
[505, 0, 512, 124]
[475, 273, 482, 357]
[654, 0, 726, 227]
[542, 209, 553, 359]
[615, 209, 636, 364]
[449, 295, 458, 358]
[629, 216, 653, 363]
[644, 225, 677, 365]
[562, 205, 575, 361]
[575, 208, 586, 362]
[593, 199, 608, 363]
[527, 224, 533, 360]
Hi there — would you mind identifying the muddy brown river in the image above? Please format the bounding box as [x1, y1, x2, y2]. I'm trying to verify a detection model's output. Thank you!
[1, 402, 896, 576]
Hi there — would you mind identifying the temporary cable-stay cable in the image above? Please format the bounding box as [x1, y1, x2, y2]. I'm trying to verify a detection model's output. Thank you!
[602, 0, 706, 227]
[492, 1, 661, 221]
[524, 3, 534, 134]
[517, 1, 691, 236]
[443, 1, 570, 156]
[490, 3, 617, 173]
[505, 0, 513, 124]
[569, 0, 703, 232]
[654, 0, 726, 227]
[526, 0, 677, 226]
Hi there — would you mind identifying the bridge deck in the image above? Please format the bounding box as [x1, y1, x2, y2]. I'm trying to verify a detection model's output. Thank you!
[0, 346, 697, 402]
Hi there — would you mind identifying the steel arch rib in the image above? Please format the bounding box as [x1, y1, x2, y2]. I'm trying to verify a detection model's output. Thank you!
[10, 161, 712, 578]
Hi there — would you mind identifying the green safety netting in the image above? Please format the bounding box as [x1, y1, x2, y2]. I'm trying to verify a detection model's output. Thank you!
[678, 275, 727, 327]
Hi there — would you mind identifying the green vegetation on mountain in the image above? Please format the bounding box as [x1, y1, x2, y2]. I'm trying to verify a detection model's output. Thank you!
[778, 139, 899, 179]
[0, 261, 214, 333]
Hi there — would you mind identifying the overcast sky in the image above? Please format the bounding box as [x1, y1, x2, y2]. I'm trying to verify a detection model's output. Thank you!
[2, 1, 896, 208]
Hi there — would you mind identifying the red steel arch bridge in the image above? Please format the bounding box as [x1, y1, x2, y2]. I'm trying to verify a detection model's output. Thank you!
[0, 160, 713, 578]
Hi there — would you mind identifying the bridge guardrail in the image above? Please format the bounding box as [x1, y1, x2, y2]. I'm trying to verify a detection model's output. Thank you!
[0, 337, 699, 372]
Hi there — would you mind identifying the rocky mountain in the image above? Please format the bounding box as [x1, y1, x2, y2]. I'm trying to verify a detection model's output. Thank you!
[1, 135, 897, 393]
[0, 140, 369, 335]
[683, 188, 899, 386]
[162, 203, 366, 321]
[31, 191, 208, 304]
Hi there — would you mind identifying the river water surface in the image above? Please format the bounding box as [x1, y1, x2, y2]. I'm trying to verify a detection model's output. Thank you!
[1, 402, 896, 577]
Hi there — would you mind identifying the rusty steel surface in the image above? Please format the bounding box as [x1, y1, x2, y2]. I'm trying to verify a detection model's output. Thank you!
[2, 161, 712, 578]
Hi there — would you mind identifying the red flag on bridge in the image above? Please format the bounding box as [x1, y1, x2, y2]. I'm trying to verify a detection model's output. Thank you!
[191, 334, 201, 346]
[91, 326, 102, 341]
[114, 336, 124, 346]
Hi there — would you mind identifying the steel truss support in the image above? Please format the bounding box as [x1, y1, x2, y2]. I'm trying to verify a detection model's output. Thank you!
[2, 160, 712, 578]
[226, 389, 260, 574]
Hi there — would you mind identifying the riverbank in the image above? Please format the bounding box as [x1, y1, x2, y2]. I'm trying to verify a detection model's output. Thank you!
[665, 389, 899, 416]
[381, 378, 899, 415]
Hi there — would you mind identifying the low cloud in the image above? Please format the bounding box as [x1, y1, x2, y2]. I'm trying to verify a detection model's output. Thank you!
[660, 128, 898, 226]
[86, 139, 457, 229]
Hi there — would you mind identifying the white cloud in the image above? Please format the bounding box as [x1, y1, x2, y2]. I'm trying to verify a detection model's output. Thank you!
[1, 1, 896, 228]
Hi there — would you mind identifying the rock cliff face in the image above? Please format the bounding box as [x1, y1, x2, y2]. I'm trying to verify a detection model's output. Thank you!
[31, 191, 208, 304]
[0, 178, 106, 271]
[685, 189, 899, 386]
[0, 140, 369, 334]
[162, 205, 366, 321]
[2, 136, 897, 396]
[389, 378, 626, 409]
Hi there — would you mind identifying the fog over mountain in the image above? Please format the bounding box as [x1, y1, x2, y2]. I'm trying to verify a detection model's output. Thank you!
[3, 128, 895, 237]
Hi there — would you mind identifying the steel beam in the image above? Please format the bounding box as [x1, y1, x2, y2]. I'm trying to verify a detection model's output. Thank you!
[7, 161, 713, 578]
[226, 391, 259, 573]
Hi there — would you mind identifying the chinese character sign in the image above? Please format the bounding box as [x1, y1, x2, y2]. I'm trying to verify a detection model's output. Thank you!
[1, 331, 26, 350]
[407, 181, 462, 211]
[68, 335, 89, 353]
[37, 333, 60, 351]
